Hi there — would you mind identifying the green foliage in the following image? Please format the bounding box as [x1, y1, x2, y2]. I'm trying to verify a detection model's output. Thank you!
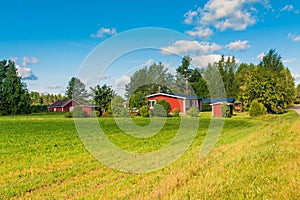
[139, 105, 150, 117]
[111, 96, 129, 117]
[217, 56, 238, 98]
[204, 63, 226, 98]
[187, 106, 199, 117]
[66, 77, 88, 103]
[72, 106, 87, 118]
[249, 100, 267, 117]
[64, 112, 73, 118]
[129, 92, 147, 109]
[0, 60, 31, 115]
[91, 84, 115, 115]
[30, 91, 66, 106]
[202, 104, 212, 111]
[172, 108, 180, 117]
[125, 63, 174, 98]
[156, 99, 171, 114]
[151, 103, 167, 117]
[241, 50, 295, 114]
[221, 102, 232, 118]
[89, 110, 100, 118]
[31, 105, 48, 113]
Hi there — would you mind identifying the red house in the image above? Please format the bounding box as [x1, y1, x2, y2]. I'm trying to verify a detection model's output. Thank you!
[147, 93, 202, 114]
[48, 99, 79, 112]
[48, 100, 98, 116]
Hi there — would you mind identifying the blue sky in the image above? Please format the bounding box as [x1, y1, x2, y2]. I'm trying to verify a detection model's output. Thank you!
[0, 0, 299, 96]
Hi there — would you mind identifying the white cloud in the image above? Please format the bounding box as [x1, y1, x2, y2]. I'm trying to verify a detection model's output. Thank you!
[161, 40, 222, 55]
[145, 58, 155, 66]
[191, 54, 239, 68]
[184, 0, 269, 32]
[47, 85, 62, 89]
[16, 65, 38, 80]
[293, 73, 300, 80]
[226, 40, 250, 51]
[288, 33, 300, 42]
[184, 10, 199, 25]
[257, 52, 265, 60]
[91, 27, 117, 38]
[99, 74, 111, 80]
[22, 56, 39, 67]
[278, 5, 299, 16]
[283, 58, 296, 64]
[183, 0, 271, 38]
[185, 27, 213, 39]
[114, 75, 131, 97]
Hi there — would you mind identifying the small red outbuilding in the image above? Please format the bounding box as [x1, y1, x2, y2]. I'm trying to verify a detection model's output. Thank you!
[48, 99, 79, 112]
[48, 100, 98, 116]
[147, 93, 202, 114]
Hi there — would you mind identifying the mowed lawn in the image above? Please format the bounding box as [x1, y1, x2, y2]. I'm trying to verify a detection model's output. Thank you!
[0, 112, 299, 199]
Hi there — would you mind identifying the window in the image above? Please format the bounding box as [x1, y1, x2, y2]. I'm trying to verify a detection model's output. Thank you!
[148, 100, 156, 108]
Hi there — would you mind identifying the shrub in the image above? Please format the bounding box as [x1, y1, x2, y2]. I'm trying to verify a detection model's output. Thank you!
[156, 99, 171, 114]
[102, 112, 112, 117]
[72, 106, 87, 118]
[89, 110, 100, 117]
[152, 104, 167, 117]
[64, 112, 73, 118]
[201, 104, 212, 111]
[140, 105, 150, 117]
[187, 107, 199, 117]
[221, 102, 232, 118]
[249, 100, 267, 117]
[172, 108, 180, 117]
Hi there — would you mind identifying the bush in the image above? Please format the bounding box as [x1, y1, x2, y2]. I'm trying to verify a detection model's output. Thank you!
[156, 99, 171, 113]
[249, 100, 267, 117]
[201, 104, 212, 111]
[72, 106, 87, 118]
[152, 104, 167, 117]
[187, 106, 199, 117]
[64, 112, 73, 118]
[172, 108, 180, 117]
[89, 110, 100, 117]
[221, 102, 232, 118]
[140, 105, 150, 117]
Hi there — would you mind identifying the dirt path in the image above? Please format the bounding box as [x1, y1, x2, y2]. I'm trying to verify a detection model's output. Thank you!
[289, 106, 300, 117]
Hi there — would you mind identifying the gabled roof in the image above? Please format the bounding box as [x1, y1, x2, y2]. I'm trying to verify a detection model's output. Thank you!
[48, 99, 78, 108]
[147, 93, 201, 100]
[202, 98, 235, 104]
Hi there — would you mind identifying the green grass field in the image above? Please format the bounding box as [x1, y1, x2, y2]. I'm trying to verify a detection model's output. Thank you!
[0, 111, 299, 199]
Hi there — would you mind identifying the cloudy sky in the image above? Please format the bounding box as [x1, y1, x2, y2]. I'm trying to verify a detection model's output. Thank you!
[0, 0, 299, 95]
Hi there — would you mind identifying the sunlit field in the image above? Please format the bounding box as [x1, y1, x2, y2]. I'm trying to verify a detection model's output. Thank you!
[1, 111, 299, 199]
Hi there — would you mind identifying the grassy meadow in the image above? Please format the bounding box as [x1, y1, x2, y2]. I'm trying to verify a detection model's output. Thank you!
[0, 111, 299, 199]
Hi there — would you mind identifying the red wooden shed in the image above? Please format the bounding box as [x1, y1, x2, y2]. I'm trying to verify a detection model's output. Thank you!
[147, 93, 202, 114]
[48, 99, 79, 112]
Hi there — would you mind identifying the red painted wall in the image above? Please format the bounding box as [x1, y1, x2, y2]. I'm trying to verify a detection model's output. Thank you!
[81, 106, 94, 116]
[148, 95, 184, 113]
[212, 104, 223, 117]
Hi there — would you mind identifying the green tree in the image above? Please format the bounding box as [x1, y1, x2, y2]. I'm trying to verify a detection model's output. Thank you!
[0, 60, 30, 115]
[125, 62, 174, 98]
[243, 49, 295, 113]
[111, 95, 128, 117]
[203, 63, 226, 98]
[128, 91, 147, 109]
[91, 84, 115, 115]
[217, 56, 238, 98]
[66, 77, 88, 103]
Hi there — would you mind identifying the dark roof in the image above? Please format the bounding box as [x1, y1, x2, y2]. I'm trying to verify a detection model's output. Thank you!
[48, 99, 75, 108]
[202, 98, 235, 103]
[147, 93, 201, 100]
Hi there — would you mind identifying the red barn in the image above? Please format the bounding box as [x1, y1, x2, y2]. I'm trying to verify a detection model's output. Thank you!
[48, 99, 79, 112]
[147, 93, 202, 114]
